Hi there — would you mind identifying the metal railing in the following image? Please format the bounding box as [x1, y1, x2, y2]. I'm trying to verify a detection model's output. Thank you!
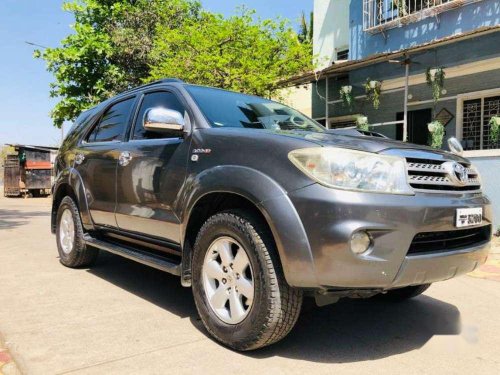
[363, 0, 484, 33]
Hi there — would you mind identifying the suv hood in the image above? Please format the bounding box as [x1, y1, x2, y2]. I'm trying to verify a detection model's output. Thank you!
[273, 130, 469, 163]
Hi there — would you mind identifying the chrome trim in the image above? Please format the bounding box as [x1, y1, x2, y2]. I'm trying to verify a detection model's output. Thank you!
[406, 158, 481, 193]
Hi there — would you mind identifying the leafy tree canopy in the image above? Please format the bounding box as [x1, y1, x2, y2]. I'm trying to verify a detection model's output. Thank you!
[36, 0, 313, 127]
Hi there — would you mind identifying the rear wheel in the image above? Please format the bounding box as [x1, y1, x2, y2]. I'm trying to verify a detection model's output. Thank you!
[192, 211, 302, 351]
[379, 284, 431, 301]
[56, 196, 98, 267]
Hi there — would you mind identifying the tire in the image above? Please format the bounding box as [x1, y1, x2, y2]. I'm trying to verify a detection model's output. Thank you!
[56, 196, 98, 268]
[192, 211, 303, 351]
[379, 284, 431, 302]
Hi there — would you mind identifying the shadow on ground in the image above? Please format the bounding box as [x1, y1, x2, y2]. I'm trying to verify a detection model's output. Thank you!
[0, 208, 51, 230]
[88, 252, 461, 364]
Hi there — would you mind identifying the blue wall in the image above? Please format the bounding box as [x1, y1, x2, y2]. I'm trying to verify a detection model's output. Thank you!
[350, 0, 500, 60]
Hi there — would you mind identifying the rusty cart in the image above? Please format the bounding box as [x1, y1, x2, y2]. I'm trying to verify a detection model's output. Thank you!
[3, 144, 58, 198]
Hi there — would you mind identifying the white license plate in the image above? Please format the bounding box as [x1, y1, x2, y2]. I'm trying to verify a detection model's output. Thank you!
[455, 207, 483, 228]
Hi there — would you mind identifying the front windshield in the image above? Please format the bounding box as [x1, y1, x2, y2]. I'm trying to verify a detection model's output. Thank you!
[186, 85, 325, 133]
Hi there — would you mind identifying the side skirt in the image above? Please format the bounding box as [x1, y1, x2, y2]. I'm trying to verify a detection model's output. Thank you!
[84, 234, 181, 276]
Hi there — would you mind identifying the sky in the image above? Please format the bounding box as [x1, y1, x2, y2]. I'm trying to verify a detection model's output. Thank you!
[0, 0, 312, 147]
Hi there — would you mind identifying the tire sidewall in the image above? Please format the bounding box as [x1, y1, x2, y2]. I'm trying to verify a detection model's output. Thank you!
[192, 213, 276, 348]
[56, 197, 83, 265]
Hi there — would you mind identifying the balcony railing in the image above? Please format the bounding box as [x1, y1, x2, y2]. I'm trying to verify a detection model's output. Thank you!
[363, 0, 484, 33]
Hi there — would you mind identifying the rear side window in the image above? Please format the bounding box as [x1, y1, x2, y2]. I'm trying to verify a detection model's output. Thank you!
[132, 91, 186, 140]
[87, 98, 135, 142]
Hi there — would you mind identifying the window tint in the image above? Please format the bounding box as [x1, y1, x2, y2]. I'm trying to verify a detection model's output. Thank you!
[88, 98, 134, 142]
[133, 91, 186, 140]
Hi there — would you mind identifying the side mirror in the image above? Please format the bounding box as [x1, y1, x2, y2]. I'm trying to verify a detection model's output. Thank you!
[447, 137, 464, 156]
[143, 107, 185, 134]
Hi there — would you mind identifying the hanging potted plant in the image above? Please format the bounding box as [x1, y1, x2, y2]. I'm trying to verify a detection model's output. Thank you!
[364, 79, 382, 109]
[356, 115, 369, 131]
[426, 67, 446, 103]
[428, 120, 445, 149]
[339, 85, 353, 109]
[392, 0, 408, 17]
[489, 116, 500, 143]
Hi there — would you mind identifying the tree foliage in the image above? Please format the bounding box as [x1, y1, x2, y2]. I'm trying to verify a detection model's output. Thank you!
[150, 9, 313, 97]
[36, 0, 313, 127]
[35, 0, 201, 127]
[298, 11, 313, 45]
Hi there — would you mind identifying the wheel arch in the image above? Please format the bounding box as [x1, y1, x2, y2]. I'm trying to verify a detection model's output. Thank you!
[180, 166, 316, 288]
[51, 168, 93, 233]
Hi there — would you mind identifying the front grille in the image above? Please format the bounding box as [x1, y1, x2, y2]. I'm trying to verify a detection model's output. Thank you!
[408, 225, 491, 255]
[406, 157, 481, 193]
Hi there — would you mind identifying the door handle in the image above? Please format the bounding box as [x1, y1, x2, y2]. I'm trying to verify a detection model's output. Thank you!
[119, 151, 132, 167]
[75, 153, 85, 165]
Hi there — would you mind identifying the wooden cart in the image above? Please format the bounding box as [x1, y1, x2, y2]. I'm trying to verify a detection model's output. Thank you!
[3, 145, 58, 198]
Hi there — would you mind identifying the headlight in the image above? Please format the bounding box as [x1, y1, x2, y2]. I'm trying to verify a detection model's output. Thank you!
[288, 147, 413, 195]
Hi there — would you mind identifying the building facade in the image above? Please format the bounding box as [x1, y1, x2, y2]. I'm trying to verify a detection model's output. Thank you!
[286, 0, 500, 224]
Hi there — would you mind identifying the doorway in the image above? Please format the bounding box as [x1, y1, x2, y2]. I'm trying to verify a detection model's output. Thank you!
[396, 109, 432, 145]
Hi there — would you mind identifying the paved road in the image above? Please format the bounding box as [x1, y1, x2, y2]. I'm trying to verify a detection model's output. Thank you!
[1, 196, 500, 374]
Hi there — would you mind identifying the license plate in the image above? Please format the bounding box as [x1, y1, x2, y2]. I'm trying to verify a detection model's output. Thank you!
[456, 207, 483, 228]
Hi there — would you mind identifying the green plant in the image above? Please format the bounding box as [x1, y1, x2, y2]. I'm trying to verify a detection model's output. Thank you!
[364, 79, 382, 110]
[426, 67, 446, 103]
[489, 116, 500, 143]
[392, 0, 408, 17]
[427, 120, 445, 149]
[339, 85, 353, 109]
[356, 115, 369, 131]
[35, 0, 314, 127]
[298, 11, 313, 45]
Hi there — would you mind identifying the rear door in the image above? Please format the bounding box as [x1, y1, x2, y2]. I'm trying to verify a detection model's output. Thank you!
[74, 96, 137, 228]
[114, 89, 191, 243]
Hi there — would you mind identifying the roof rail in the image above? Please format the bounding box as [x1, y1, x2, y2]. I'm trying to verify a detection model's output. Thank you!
[122, 78, 184, 94]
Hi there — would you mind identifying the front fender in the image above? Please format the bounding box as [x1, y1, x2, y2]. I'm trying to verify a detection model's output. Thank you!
[180, 166, 317, 288]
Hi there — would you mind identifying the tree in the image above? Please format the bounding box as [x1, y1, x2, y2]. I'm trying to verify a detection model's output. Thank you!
[298, 11, 313, 45]
[149, 9, 313, 98]
[36, 1, 313, 126]
[35, 0, 201, 127]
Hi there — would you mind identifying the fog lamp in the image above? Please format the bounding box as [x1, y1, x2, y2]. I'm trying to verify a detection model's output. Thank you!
[350, 231, 371, 254]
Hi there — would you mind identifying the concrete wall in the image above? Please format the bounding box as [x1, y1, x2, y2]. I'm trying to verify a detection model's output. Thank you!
[313, 0, 351, 69]
[349, 0, 500, 60]
[469, 157, 500, 227]
[275, 84, 313, 117]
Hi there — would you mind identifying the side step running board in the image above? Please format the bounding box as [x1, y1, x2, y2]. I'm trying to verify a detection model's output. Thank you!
[84, 235, 181, 276]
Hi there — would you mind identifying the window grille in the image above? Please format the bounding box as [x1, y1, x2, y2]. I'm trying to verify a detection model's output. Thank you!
[363, 0, 484, 33]
[463, 96, 500, 150]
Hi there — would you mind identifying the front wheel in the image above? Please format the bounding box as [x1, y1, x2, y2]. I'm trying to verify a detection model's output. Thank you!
[192, 211, 302, 351]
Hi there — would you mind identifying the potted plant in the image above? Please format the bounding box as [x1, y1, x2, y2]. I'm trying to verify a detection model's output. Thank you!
[364, 79, 382, 109]
[428, 120, 445, 149]
[489, 116, 500, 143]
[426, 67, 445, 103]
[392, 0, 408, 17]
[356, 115, 369, 131]
[339, 85, 353, 109]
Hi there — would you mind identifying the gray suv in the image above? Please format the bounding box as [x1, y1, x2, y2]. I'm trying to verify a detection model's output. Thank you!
[52, 79, 492, 350]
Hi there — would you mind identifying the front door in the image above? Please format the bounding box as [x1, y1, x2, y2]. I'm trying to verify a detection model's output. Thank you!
[396, 109, 432, 145]
[115, 90, 191, 243]
[74, 96, 136, 227]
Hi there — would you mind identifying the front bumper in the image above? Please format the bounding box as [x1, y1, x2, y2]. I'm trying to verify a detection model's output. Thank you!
[287, 184, 492, 290]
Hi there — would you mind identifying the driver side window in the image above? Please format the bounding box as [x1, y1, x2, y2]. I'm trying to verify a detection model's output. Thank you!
[133, 91, 186, 140]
